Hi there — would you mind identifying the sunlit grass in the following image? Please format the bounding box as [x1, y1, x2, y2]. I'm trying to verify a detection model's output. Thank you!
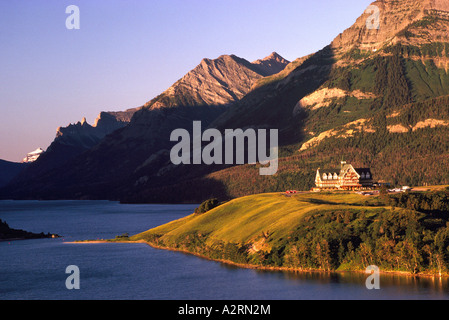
[132, 192, 388, 247]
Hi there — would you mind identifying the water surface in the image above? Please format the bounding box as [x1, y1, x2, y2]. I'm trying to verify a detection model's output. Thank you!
[1, 200, 448, 300]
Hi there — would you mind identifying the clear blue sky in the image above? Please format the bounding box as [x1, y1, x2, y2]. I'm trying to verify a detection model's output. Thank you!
[0, 0, 372, 162]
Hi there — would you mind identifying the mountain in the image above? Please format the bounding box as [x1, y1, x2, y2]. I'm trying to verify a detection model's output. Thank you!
[6, 0, 449, 203]
[144, 53, 289, 109]
[9, 109, 139, 188]
[2, 53, 289, 200]
[290, 0, 449, 187]
[121, 0, 449, 202]
[0, 160, 27, 188]
[55, 110, 138, 150]
[251, 52, 291, 77]
[331, 0, 449, 53]
[22, 148, 45, 163]
[214, 0, 449, 130]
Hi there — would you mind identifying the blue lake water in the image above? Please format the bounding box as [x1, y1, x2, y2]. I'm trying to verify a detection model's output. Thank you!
[1, 200, 449, 300]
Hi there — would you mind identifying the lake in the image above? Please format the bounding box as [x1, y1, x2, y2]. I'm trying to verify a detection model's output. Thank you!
[1, 200, 449, 300]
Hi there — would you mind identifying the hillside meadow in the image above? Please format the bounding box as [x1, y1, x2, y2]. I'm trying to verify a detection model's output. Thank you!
[130, 190, 449, 276]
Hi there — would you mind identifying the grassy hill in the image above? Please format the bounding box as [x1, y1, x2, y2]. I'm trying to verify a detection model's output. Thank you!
[131, 190, 449, 276]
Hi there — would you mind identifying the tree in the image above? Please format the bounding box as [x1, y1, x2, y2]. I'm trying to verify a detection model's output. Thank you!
[195, 198, 220, 214]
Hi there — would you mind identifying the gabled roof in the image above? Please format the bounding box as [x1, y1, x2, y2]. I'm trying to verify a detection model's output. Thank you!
[317, 168, 340, 180]
[318, 168, 340, 175]
[354, 168, 372, 180]
[317, 164, 373, 180]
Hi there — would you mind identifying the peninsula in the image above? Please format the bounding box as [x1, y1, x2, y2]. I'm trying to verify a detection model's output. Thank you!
[0, 219, 59, 241]
[117, 188, 449, 277]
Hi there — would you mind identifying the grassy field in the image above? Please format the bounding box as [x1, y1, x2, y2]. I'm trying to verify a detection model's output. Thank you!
[132, 192, 390, 263]
[133, 192, 380, 245]
[130, 189, 449, 276]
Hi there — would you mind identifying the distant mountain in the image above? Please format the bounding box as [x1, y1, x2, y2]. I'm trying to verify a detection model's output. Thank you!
[0, 160, 27, 188]
[2, 53, 289, 200]
[8, 109, 139, 188]
[22, 148, 44, 163]
[251, 52, 291, 76]
[55, 110, 137, 150]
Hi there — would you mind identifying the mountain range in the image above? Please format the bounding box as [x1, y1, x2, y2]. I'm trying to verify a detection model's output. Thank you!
[1, 52, 289, 200]
[3, 0, 449, 203]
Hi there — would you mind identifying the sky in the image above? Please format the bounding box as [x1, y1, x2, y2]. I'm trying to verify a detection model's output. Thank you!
[0, 0, 373, 162]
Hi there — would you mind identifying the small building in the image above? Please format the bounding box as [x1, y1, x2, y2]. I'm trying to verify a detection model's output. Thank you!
[314, 161, 373, 191]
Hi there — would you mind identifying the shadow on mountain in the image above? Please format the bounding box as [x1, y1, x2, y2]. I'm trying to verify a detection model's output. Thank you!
[0, 104, 226, 201]
[121, 47, 337, 203]
[121, 176, 231, 204]
[0, 160, 28, 188]
[1, 47, 336, 203]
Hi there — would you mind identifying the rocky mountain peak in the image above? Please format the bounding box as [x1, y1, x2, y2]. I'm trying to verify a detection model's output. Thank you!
[54, 109, 138, 148]
[332, 0, 449, 53]
[257, 52, 288, 63]
[144, 53, 290, 110]
[252, 52, 290, 76]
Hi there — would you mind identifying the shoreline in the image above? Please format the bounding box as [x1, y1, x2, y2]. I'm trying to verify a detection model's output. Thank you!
[71, 239, 449, 279]
[0, 235, 60, 242]
[143, 241, 449, 279]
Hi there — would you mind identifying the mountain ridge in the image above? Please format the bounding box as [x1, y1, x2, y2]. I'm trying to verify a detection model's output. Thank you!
[2, 52, 290, 200]
[119, 0, 449, 202]
[332, 0, 449, 54]
[4, 0, 449, 202]
[144, 52, 289, 110]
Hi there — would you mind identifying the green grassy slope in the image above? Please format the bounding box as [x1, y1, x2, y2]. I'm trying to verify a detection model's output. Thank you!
[131, 191, 449, 275]
[134, 193, 369, 246]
